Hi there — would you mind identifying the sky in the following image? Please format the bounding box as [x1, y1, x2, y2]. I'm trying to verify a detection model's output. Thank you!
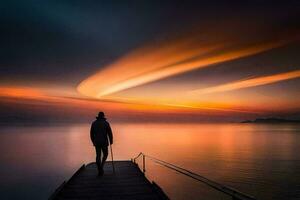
[1, 0, 300, 123]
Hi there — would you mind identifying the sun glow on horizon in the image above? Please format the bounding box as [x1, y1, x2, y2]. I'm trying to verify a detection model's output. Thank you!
[1, 26, 300, 118]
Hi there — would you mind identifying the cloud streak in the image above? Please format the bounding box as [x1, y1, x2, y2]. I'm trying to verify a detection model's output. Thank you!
[190, 70, 300, 94]
[77, 33, 295, 99]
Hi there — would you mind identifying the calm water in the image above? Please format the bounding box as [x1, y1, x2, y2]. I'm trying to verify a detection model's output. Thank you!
[0, 123, 300, 200]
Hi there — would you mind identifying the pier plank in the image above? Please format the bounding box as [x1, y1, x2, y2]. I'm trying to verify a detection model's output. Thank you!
[50, 161, 169, 200]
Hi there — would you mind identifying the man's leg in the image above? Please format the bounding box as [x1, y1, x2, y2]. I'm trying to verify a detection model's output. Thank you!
[101, 146, 109, 169]
[95, 146, 102, 175]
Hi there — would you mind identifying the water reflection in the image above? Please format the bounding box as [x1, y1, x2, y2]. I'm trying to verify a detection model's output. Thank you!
[0, 123, 299, 199]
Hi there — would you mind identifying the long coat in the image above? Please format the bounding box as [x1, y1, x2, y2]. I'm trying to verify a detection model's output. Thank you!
[90, 118, 113, 146]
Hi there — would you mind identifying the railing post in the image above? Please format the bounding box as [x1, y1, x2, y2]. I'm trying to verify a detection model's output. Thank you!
[143, 154, 146, 173]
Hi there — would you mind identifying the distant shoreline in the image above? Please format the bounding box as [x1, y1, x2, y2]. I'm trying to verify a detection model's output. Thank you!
[241, 118, 300, 124]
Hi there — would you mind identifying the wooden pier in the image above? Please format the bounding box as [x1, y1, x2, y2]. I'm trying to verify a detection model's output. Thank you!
[49, 161, 169, 200]
[49, 153, 256, 200]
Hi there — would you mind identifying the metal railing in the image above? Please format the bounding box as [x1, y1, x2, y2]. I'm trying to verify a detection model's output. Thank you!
[133, 152, 256, 200]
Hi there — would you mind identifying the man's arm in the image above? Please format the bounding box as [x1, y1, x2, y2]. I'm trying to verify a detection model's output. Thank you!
[107, 123, 113, 145]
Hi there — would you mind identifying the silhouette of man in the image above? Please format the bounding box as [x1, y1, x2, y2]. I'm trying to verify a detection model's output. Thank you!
[90, 112, 113, 176]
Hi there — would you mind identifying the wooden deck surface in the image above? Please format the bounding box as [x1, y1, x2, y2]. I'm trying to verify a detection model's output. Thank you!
[49, 161, 169, 200]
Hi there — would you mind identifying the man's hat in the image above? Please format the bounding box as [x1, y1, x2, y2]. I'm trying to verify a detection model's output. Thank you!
[96, 111, 106, 119]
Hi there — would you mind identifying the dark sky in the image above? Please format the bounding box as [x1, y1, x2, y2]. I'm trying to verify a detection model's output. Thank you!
[1, 0, 299, 86]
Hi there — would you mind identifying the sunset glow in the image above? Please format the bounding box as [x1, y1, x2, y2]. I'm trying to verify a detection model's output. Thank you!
[1, 1, 300, 122]
[0, 87, 45, 99]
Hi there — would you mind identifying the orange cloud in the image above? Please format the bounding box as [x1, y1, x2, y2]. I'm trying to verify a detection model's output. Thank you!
[191, 70, 300, 94]
[77, 36, 292, 99]
[77, 39, 222, 97]
[74, 30, 300, 115]
[0, 87, 45, 99]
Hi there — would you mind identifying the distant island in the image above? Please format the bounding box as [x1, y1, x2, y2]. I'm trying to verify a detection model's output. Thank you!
[241, 118, 300, 124]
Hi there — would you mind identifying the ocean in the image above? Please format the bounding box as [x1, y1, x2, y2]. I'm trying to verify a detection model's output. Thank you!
[0, 122, 300, 199]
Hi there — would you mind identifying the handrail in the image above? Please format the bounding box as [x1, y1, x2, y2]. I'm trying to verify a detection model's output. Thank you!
[133, 152, 256, 200]
[133, 152, 143, 160]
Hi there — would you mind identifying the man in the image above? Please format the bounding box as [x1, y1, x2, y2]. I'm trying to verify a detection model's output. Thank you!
[90, 112, 113, 176]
